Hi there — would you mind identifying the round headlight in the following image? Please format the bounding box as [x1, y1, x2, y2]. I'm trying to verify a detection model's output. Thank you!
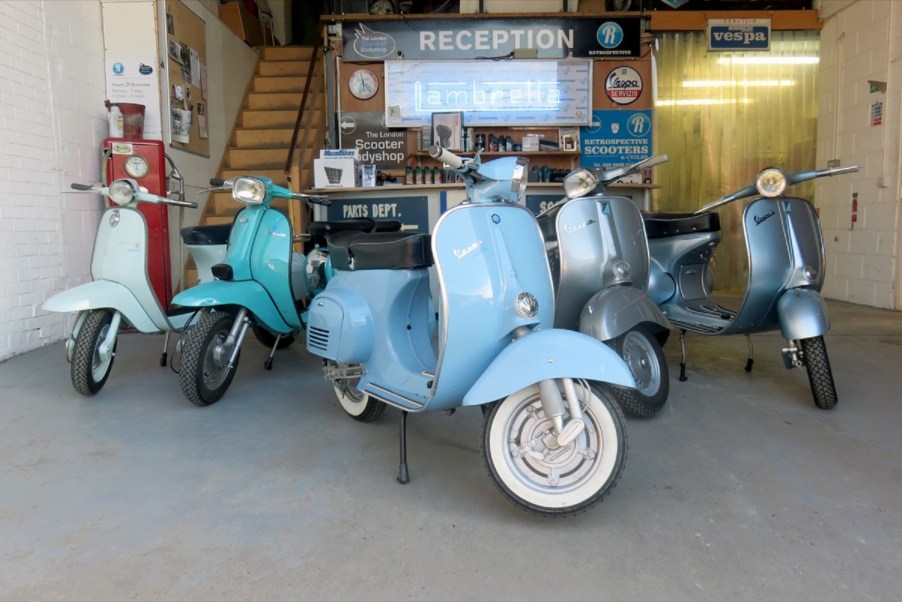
[563, 169, 598, 199]
[756, 168, 787, 198]
[108, 179, 137, 205]
[233, 177, 266, 205]
[515, 292, 539, 318]
[123, 155, 149, 179]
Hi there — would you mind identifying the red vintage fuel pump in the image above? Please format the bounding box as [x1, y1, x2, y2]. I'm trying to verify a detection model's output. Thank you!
[103, 138, 173, 310]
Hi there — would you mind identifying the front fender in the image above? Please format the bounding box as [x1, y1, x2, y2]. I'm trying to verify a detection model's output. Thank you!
[172, 280, 295, 333]
[462, 329, 635, 406]
[42, 280, 163, 332]
[579, 286, 672, 342]
[777, 288, 829, 340]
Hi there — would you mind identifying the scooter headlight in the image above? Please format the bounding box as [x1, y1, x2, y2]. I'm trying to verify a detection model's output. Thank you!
[232, 177, 266, 205]
[515, 292, 539, 318]
[563, 168, 598, 199]
[755, 168, 787, 198]
[108, 179, 138, 205]
[511, 158, 528, 202]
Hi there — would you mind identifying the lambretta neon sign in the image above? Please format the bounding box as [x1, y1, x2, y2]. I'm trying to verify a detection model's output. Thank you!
[414, 80, 562, 113]
[385, 59, 591, 127]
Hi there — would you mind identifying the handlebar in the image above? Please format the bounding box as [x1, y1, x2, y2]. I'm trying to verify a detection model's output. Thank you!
[70, 183, 93, 191]
[428, 144, 464, 170]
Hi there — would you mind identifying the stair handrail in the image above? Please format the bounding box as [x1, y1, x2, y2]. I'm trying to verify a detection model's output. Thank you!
[284, 34, 324, 183]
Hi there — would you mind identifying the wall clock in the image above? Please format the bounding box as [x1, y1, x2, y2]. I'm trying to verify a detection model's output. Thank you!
[349, 68, 379, 100]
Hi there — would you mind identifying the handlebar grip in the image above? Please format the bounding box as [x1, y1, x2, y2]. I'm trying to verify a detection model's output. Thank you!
[823, 165, 860, 177]
[71, 183, 93, 191]
[428, 144, 464, 169]
[209, 178, 226, 187]
[643, 154, 669, 169]
[165, 199, 198, 209]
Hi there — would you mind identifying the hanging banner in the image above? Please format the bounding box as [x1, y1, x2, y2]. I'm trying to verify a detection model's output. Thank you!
[580, 109, 652, 168]
[340, 17, 641, 61]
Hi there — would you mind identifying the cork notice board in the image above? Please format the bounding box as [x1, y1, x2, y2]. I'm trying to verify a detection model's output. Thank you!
[165, 0, 209, 157]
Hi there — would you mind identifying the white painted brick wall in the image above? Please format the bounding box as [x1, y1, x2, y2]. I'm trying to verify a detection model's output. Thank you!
[816, 0, 901, 310]
[0, 1, 107, 362]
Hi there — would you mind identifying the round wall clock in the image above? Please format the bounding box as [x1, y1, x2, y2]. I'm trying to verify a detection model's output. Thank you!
[349, 68, 379, 100]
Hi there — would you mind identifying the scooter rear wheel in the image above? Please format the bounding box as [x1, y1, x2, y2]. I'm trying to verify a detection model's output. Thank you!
[482, 381, 627, 517]
[71, 309, 117, 396]
[610, 324, 669, 418]
[801, 336, 838, 410]
[179, 311, 240, 407]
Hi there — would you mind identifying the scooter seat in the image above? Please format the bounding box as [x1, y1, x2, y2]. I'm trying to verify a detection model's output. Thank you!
[307, 218, 402, 240]
[642, 211, 720, 239]
[328, 231, 433, 271]
[180, 224, 231, 245]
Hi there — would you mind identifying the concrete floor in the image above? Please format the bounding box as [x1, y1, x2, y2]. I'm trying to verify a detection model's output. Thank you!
[1, 299, 901, 601]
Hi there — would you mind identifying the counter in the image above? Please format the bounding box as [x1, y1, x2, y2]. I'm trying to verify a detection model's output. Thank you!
[309, 182, 661, 233]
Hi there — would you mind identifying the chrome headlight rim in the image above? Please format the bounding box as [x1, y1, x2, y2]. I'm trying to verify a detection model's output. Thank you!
[232, 176, 267, 205]
[563, 168, 598, 200]
[755, 167, 787, 198]
[108, 179, 138, 205]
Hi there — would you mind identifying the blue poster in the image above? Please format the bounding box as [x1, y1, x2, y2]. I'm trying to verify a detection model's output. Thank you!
[326, 195, 429, 233]
[524, 194, 562, 215]
[580, 109, 652, 168]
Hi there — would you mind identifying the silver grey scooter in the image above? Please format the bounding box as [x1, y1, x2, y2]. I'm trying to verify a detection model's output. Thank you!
[643, 164, 859, 410]
[537, 155, 672, 418]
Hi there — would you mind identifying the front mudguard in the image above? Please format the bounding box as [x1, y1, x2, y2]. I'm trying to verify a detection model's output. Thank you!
[777, 288, 829, 340]
[462, 329, 636, 406]
[579, 286, 672, 342]
[42, 280, 163, 332]
[172, 280, 296, 334]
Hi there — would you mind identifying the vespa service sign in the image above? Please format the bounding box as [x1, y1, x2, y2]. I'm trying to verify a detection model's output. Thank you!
[707, 19, 771, 51]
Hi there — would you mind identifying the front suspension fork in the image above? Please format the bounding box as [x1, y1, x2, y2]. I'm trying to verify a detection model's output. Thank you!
[224, 307, 250, 369]
[538, 378, 585, 447]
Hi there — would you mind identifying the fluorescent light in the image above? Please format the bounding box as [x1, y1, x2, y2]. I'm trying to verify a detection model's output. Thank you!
[656, 98, 754, 106]
[716, 56, 819, 65]
[682, 80, 796, 88]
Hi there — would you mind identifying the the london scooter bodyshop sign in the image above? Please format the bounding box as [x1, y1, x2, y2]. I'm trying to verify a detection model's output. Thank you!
[341, 17, 641, 61]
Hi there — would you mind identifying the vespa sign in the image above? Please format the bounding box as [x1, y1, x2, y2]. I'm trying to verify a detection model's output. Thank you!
[707, 19, 771, 51]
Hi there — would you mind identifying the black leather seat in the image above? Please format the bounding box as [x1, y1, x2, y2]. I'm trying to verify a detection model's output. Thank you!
[328, 231, 432, 271]
[180, 224, 231, 245]
[642, 211, 720, 239]
[307, 218, 402, 240]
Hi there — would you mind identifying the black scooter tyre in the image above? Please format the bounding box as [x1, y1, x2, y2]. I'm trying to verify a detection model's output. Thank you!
[179, 311, 240, 407]
[71, 309, 117, 396]
[610, 324, 669, 419]
[801, 335, 838, 410]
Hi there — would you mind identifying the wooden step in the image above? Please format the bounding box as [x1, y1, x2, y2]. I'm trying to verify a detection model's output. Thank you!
[233, 127, 294, 148]
[220, 168, 289, 184]
[227, 148, 290, 169]
[252, 76, 303, 93]
[257, 60, 308, 77]
[241, 110, 297, 129]
[247, 92, 301, 111]
[204, 215, 237, 226]
[262, 46, 313, 62]
[207, 191, 241, 216]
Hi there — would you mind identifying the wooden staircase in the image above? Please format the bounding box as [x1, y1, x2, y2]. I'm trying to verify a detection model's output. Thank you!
[183, 45, 326, 288]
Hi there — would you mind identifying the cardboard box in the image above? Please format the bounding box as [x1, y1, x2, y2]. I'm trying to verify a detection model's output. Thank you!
[314, 149, 360, 188]
[522, 134, 540, 152]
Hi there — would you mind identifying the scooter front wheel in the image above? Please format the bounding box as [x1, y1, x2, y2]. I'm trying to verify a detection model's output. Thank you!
[800, 336, 838, 410]
[179, 311, 240, 407]
[610, 324, 669, 418]
[482, 381, 627, 517]
[71, 309, 117, 395]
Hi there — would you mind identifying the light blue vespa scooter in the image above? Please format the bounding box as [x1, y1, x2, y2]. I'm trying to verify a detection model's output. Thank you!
[305, 146, 636, 517]
[171, 176, 329, 406]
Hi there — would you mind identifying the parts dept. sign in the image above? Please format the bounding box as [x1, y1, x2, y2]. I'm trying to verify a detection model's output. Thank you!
[325, 196, 429, 233]
[580, 109, 652, 168]
[338, 112, 409, 170]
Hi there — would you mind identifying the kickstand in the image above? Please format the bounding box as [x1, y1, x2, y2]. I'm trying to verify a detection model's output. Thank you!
[678, 329, 688, 382]
[160, 331, 171, 367]
[744, 334, 754, 372]
[397, 410, 410, 484]
[264, 335, 280, 371]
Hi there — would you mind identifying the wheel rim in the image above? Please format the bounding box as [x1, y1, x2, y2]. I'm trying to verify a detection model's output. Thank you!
[91, 322, 113, 381]
[202, 326, 233, 390]
[498, 389, 614, 495]
[335, 378, 368, 416]
[621, 330, 660, 396]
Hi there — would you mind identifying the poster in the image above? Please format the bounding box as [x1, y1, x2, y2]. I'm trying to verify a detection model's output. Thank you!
[580, 109, 652, 168]
[105, 58, 163, 140]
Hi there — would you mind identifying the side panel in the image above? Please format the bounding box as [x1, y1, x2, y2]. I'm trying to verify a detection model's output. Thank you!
[431, 203, 555, 407]
[579, 285, 671, 342]
[462, 328, 635, 406]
